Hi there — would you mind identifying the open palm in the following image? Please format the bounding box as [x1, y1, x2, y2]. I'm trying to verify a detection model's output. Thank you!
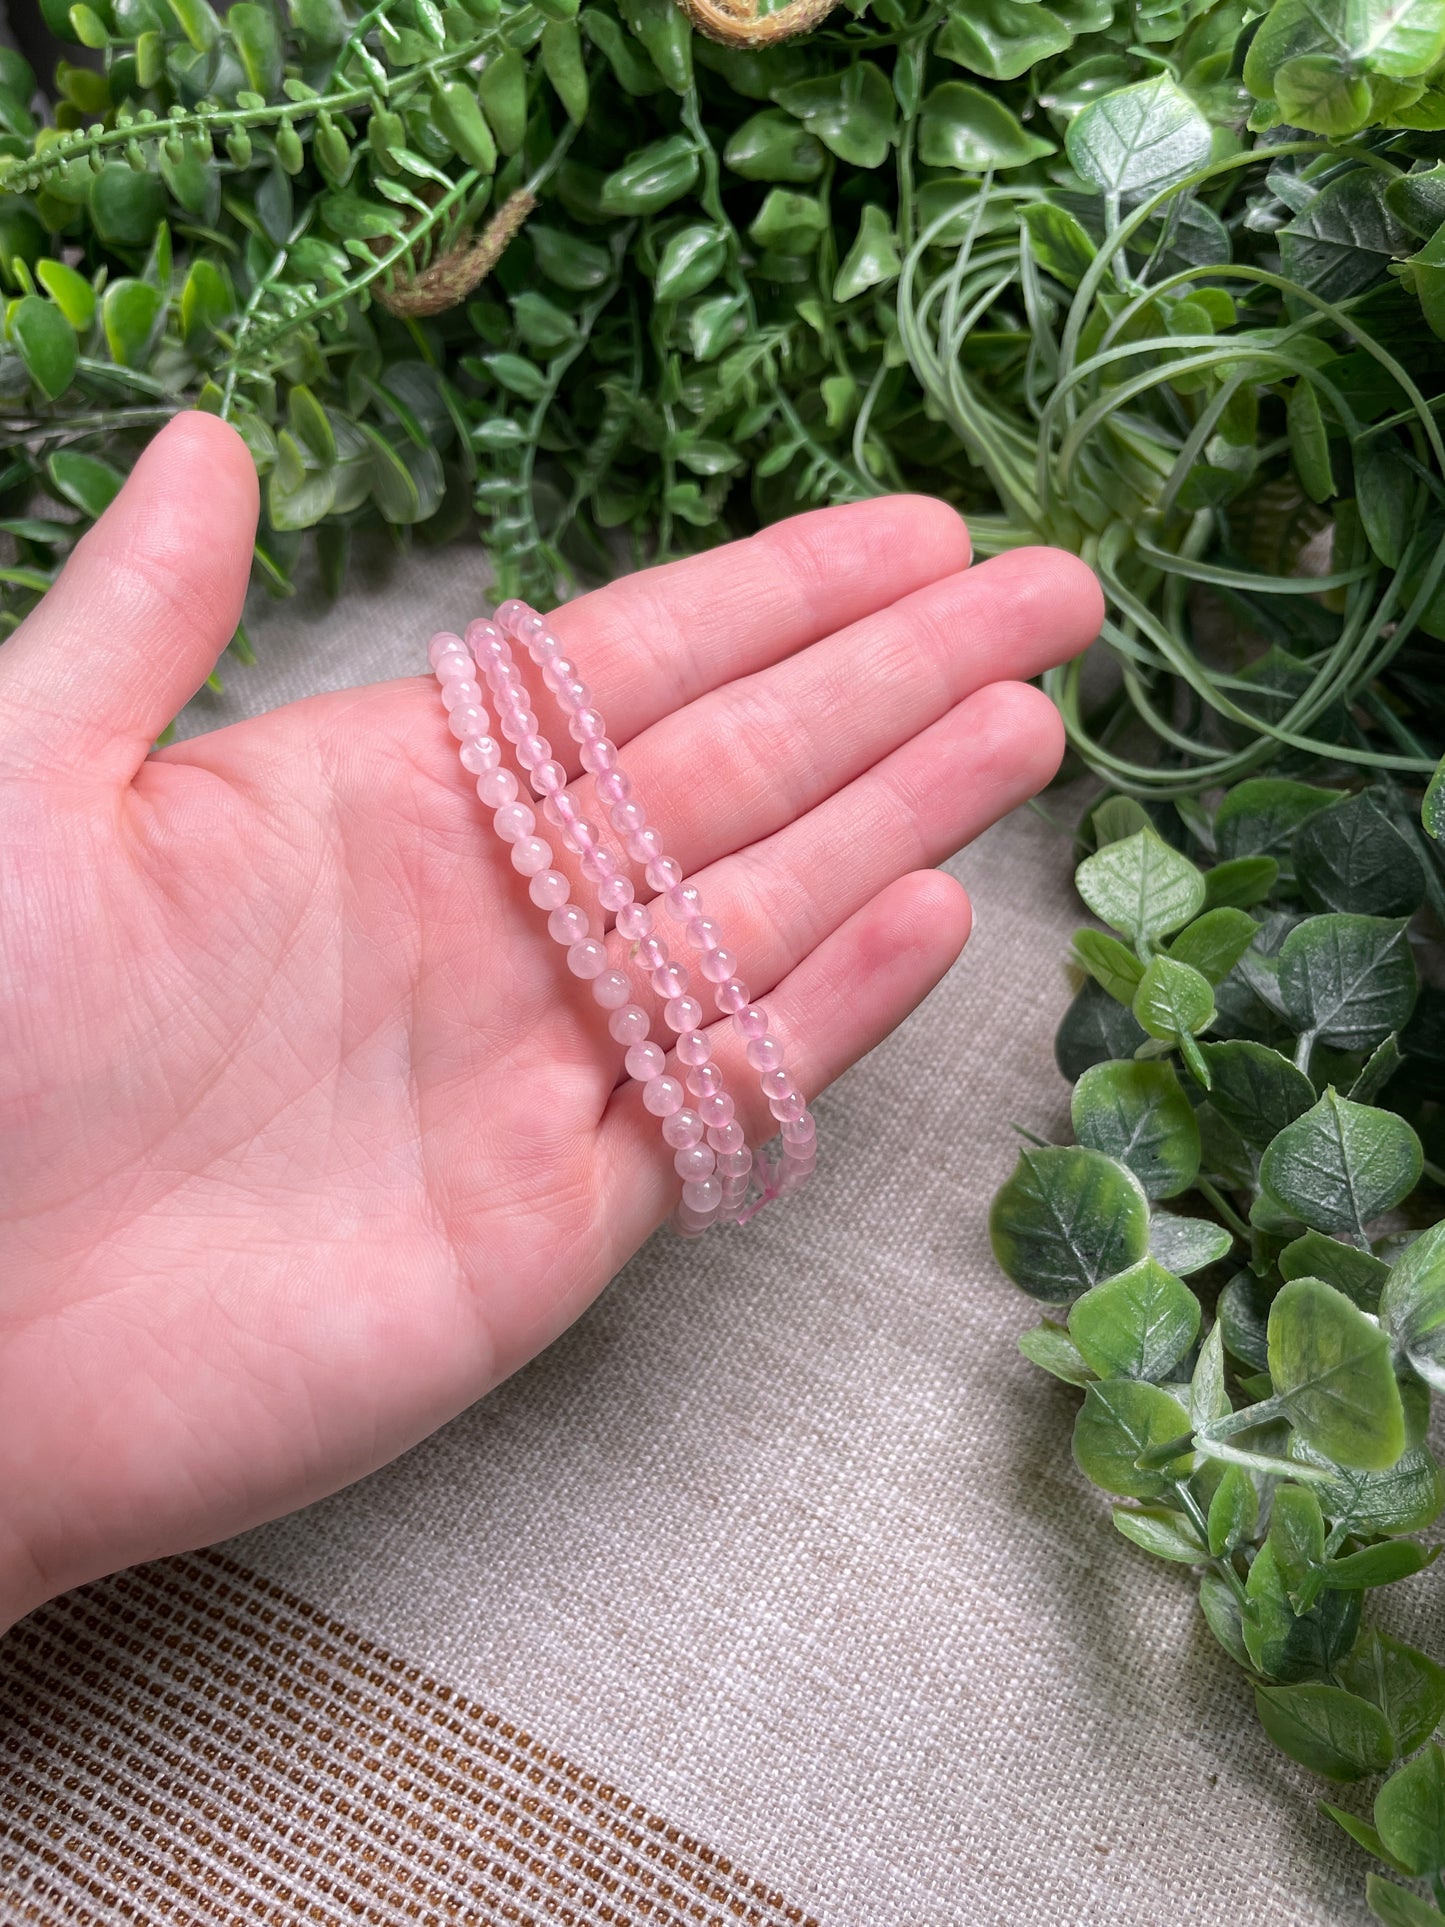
[0, 415, 1101, 1627]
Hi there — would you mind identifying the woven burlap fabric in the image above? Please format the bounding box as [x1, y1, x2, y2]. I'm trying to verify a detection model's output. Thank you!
[2, 540, 1405, 1924]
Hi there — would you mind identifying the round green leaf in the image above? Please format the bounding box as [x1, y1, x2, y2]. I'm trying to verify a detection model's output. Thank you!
[1367, 1874, 1445, 1927]
[11, 294, 77, 401]
[88, 161, 165, 249]
[1260, 1089, 1423, 1237]
[918, 81, 1056, 170]
[722, 109, 825, 183]
[936, 0, 1073, 80]
[1149, 1211, 1234, 1276]
[1244, 1539, 1361, 1679]
[1278, 915, 1418, 1050]
[1380, 1223, 1445, 1389]
[34, 258, 95, 332]
[101, 277, 164, 369]
[1375, 1746, 1445, 1877]
[1076, 828, 1207, 945]
[1254, 1682, 1394, 1781]
[1112, 1503, 1205, 1562]
[1167, 908, 1257, 985]
[1203, 855, 1280, 910]
[1018, 1319, 1095, 1385]
[1275, 52, 1372, 133]
[1215, 779, 1339, 860]
[1064, 74, 1211, 200]
[1281, 1229, 1389, 1309]
[1293, 793, 1427, 919]
[46, 448, 124, 519]
[1267, 1275, 1406, 1470]
[989, 1144, 1150, 1302]
[1199, 1039, 1315, 1149]
[1295, 1441, 1445, 1539]
[1054, 978, 1149, 1082]
[1072, 1058, 1200, 1198]
[1132, 955, 1215, 1042]
[1073, 1379, 1194, 1499]
[1343, 1631, 1445, 1755]
[1069, 1255, 1201, 1379]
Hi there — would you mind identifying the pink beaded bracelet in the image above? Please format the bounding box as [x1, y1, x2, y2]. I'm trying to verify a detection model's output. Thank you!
[427, 603, 816, 1235]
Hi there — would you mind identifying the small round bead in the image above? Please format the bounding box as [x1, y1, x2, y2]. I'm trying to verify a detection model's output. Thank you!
[592, 970, 632, 1009]
[515, 609, 546, 646]
[492, 600, 525, 633]
[555, 676, 589, 713]
[634, 936, 667, 972]
[511, 836, 552, 876]
[609, 799, 647, 839]
[499, 708, 539, 746]
[625, 1041, 665, 1083]
[665, 994, 704, 1033]
[687, 1062, 724, 1098]
[685, 916, 723, 951]
[701, 947, 738, 984]
[666, 883, 703, 922]
[566, 937, 607, 979]
[682, 1176, 722, 1214]
[545, 790, 582, 828]
[662, 1108, 705, 1150]
[579, 737, 619, 775]
[581, 847, 620, 883]
[492, 802, 536, 843]
[771, 1089, 807, 1122]
[646, 856, 683, 895]
[461, 736, 502, 774]
[549, 905, 590, 947]
[517, 733, 552, 771]
[674, 1208, 714, 1238]
[563, 821, 601, 858]
[608, 1003, 650, 1045]
[733, 1005, 769, 1041]
[674, 1145, 717, 1181]
[428, 631, 468, 667]
[598, 875, 635, 913]
[529, 869, 571, 911]
[434, 655, 474, 689]
[615, 901, 653, 942]
[716, 1147, 753, 1178]
[715, 979, 750, 1015]
[530, 628, 562, 663]
[494, 657, 523, 690]
[700, 1091, 735, 1128]
[653, 961, 690, 1001]
[448, 704, 488, 740]
[761, 1068, 795, 1103]
[441, 677, 483, 712]
[531, 759, 568, 797]
[595, 769, 631, 807]
[541, 652, 576, 689]
[477, 768, 519, 808]
[644, 1075, 686, 1117]
[782, 1113, 817, 1143]
[626, 827, 665, 866]
[676, 1030, 712, 1067]
[708, 1120, 745, 1155]
[465, 619, 502, 662]
[570, 707, 607, 744]
[747, 1036, 785, 1074]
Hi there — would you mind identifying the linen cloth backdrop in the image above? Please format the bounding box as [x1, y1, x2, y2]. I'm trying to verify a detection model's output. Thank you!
[0, 539, 1412, 1925]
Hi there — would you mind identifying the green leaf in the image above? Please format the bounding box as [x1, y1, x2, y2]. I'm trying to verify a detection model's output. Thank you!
[46, 448, 124, 519]
[1287, 378, 1336, 501]
[1065, 75, 1211, 201]
[478, 47, 527, 155]
[1271, 1481, 1326, 1608]
[11, 294, 77, 401]
[1298, 1443, 1445, 1539]
[1376, 1747, 1445, 1878]
[1072, 1059, 1200, 1199]
[1244, 1539, 1362, 1679]
[286, 384, 335, 465]
[1254, 1681, 1394, 1781]
[1076, 829, 1206, 945]
[1322, 1805, 1411, 1876]
[1356, 439, 1417, 570]
[1260, 1089, 1423, 1237]
[1150, 1211, 1233, 1275]
[747, 189, 827, 254]
[180, 258, 229, 343]
[599, 135, 699, 216]
[989, 1145, 1151, 1302]
[1071, 929, 1144, 1004]
[1200, 1568, 1252, 1668]
[88, 161, 165, 250]
[723, 109, 825, 183]
[1055, 979, 1149, 1082]
[34, 258, 94, 332]
[918, 81, 1056, 171]
[1353, 1034, 1406, 1106]
[1191, 1318, 1231, 1426]
[1426, 755, 1445, 843]
[1133, 956, 1215, 1044]
[1018, 1319, 1095, 1385]
[1113, 1503, 1204, 1561]
[1219, 1270, 1273, 1371]
[1073, 1379, 1194, 1499]
[936, 0, 1073, 81]
[832, 203, 900, 302]
[1344, 1630, 1445, 1755]
[773, 63, 897, 170]
[1216, 780, 1339, 860]
[1208, 1462, 1258, 1555]
[229, 0, 282, 93]
[1278, 916, 1418, 1051]
[1325, 1539, 1436, 1588]
[1293, 793, 1427, 919]
[1069, 1255, 1201, 1379]
[1380, 1225, 1445, 1392]
[358, 423, 422, 523]
[1275, 52, 1372, 133]
[529, 226, 612, 291]
[1200, 1040, 1315, 1149]
[1268, 1275, 1406, 1469]
[1168, 908, 1258, 985]
[1019, 201, 1097, 288]
[653, 224, 727, 303]
[101, 277, 163, 368]
[1203, 855, 1280, 909]
[1367, 1875, 1445, 1927]
[1281, 1230, 1390, 1310]
[1279, 170, 1415, 305]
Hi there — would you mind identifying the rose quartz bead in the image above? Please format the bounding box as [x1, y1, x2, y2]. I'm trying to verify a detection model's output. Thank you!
[700, 1091, 735, 1128]
[747, 1036, 785, 1073]
[615, 902, 653, 941]
[716, 1147, 753, 1178]
[665, 995, 703, 1033]
[549, 905, 590, 946]
[606, 802, 644, 842]
[733, 1005, 768, 1040]
[529, 869, 571, 911]
[492, 802, 535, 843]
[567, 937, 607, 978]
[595, 770, 631, 807]
[676, 1031, 711, 1067]
[685, 916, 723, 951]
[716, 979, 750, 1015]
[441, 677, 483, 712]
[625, 1041, 665, 1083]
[687, 1063, 723, 1098]
[598, 875, 635, 913]
[492, 599, 526, 631]
[708, 1120, 745, 1155]
[635, 936, 666, 972]
[627, 827, 665, 867]
[514, 609, 547, 647]
[580, 737, 618, 775]
[782, 1114, 816, 1143]
[429, 631, 468, 667]
[609, 1004, 650, 1045]
[701, 948, 738, 984]
[554, 675, 589, 713]
[499, 708, 539, 745]
[581, 848, 620, 883]
[761, 1068, 795, 1103]
[448, 704, 488, 740]
[666, 883, 702, 922]
[682, 1176, 722, 1214]
[771, 1090, 807, 1122]
[517, 733, 552, 770]
[545, 791, 582, 828]
[465, 618, 501, 658]
[564, 821, 601, 858]
[653, 962, 689, 1000]
[531, 760, 568, 797]
[662, 1108, 704, 1150]
[540, 652, 575, 688]
[461, 736, 502, 774]
[434, 655, 474, 689]
[570, 707, 606, 743]
[646, 856, 683, 894]
[675, 1145, 716, 1180]
[477, 768, 518, 808]
[511, 836, 552, 876]
[644, 1076, 686, 1117]
[592, 970, 631, 1009]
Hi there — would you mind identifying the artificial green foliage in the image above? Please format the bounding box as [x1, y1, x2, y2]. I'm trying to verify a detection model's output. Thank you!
[996, 778, 1445, 1924]
[0, 0, 1440, 773]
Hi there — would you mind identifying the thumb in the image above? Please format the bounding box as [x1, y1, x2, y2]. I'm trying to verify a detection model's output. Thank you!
[0, 411, 259, 785]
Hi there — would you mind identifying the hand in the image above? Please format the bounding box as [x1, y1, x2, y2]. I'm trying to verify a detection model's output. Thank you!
[0, 414, 1101, 1628]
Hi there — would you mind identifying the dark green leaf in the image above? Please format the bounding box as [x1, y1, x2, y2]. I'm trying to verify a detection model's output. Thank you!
[1072, 1059, 1199, 1199]
[1278, 916, 1418, 1050]
[989, 1144, 1151, 1302]
[773, 63, 897, 170]
[1244, 1539, 1361, 1679]
[1281, 1230, 1390, 1309]
[1215, 779, 1339, 860]
[1203, 855, 1280, 909]
[1376, 1746, 1445, 1878]
[1219, 1270, 1273, 1372]
[1260, 1089, 1423, 1237]
[89, 161, 165, 249]
[1254, 1681, 1394, 1781]
[46, 449, 124, 519]
[1201, 1040, 1315, 1148]
[1055, 979, 1149, 1082]
[1293, 793, 1427, 919]
[1298, 1443, 1445, 1539]
[723, 108, 825, 183]
[11, 294, 77, 401]
[1200, 1568, 1251, 1668]
[918, 80, 1055, 170]
[936, 0, 1073, 81]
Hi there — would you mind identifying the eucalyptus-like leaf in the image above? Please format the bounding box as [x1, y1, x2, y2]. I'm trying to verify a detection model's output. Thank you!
[1278, 916, 1419, 1051]
[1294, 793, 1428, 919]
[1294, 1440, 1445, 1539]
[1244, 1539, 1361, 1680]
[1149, 1211, 1233, 1277]
[1018, 1319, 1096, 1385]
[1215, 779, 1339, 860]
[1342, 1630, 1445, 1760]
[1322, 1806, 1411, 1877]
[1112, 1503, 1205, 1562]
[1260, 1090, 1423, 1237]
[1167, 907, 1257, 985]
[1270, 1481, 1326, 1604]
[1199, 1568, 1251, 1669]
[1132, 955, 1215, 1045]
[1366, 1874, 1445, 1927]
[1200, 1039, 1315, 1148]
[1324, 1540, 1437, 1590]
[1374, 1745, 1445, 1878]
[1281, 1230, 1390, 1310]
[1207, 1461, 1258, 1555]
[1072, 1378, 1194, 1499]
[1069, 1255, 1201, 1379]
[1071, 928, 1144, 1004]
[1380, 1224, 1445, 1389]
[1055, 979, 1149, 1082]
[990, 1145, 1150, 1301]
[1254, 1681, 1394, 1781]
[1218, 1269, 1273, 1372]
[1190, 1318, 1231, 1428]
[1075, 829, 1207, 945]
[1071, 1058, 1200, 1198]
[1064, 73, 1211, 201]
[1267, 1275, 1406, 1470]
[1203, 855, 1280, 910]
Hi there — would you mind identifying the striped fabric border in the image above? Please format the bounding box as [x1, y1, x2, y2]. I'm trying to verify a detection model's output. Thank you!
[0, 1548, 819, 1927]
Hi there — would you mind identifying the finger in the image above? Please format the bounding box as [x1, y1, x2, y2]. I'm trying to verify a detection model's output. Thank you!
[601, 867, 971, 1246]
[0, 413, 259, 784]
[591, 545, 1100, 878]
[546, 493, 971, 746]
